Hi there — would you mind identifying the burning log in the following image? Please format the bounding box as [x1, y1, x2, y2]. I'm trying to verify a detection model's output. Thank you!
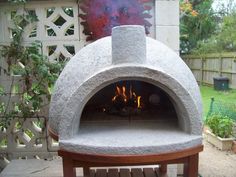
[105, 84, 142, 116]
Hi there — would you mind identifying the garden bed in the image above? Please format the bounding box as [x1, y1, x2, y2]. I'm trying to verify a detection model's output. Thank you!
[205, 130, 235, 151]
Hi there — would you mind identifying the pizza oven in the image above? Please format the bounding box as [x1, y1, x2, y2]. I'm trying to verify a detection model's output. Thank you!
[48, 25, 203, 155]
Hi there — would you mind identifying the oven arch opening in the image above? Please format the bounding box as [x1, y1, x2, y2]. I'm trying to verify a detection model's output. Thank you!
[80, 80, 179, 129]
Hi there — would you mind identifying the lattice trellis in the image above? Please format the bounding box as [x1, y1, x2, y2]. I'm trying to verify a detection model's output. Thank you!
[0, 2, 74, 161]
[0, 61, 58, 161]
[0, 117, 58, 160]
[0, 1, 83, 62]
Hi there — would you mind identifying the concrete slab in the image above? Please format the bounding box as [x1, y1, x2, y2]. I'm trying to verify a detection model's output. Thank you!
[0, 159, 66, 177]
[0, 159, 177, 177]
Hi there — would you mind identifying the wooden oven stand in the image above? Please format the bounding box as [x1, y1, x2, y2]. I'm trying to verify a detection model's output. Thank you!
[58, 145, 203, 177]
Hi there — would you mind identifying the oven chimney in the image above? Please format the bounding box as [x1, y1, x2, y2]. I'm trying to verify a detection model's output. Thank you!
[112, 25, 146, 64]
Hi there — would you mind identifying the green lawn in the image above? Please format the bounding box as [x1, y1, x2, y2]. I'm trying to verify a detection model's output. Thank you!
[200, 85, 236, 119]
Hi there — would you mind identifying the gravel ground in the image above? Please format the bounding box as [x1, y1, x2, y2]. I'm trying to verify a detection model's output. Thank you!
[199, 139, 236, 177]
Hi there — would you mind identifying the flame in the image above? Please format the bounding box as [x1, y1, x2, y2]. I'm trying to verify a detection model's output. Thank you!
[112, 84, 141, 108]
[112, 95, 117, 101]
[116, 86, 121, 95]
[122, 86, 127, 102]
[137, 96, 141, 108]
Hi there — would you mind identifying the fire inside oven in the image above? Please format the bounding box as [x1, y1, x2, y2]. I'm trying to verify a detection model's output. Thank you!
[81, 80, 177, 123]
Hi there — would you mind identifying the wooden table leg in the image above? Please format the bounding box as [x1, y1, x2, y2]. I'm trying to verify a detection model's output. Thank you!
[83, 166, 90, 177]
[159, 164, 168, 177]
[183, 154, 199, 177]
[62, 157, 76, 177]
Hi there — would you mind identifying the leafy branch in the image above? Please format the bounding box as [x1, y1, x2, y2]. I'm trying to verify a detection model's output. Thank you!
[0, 0, 65, 129]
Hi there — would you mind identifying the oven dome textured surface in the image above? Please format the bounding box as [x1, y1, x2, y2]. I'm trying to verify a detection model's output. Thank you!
[49, 27, 202, 142]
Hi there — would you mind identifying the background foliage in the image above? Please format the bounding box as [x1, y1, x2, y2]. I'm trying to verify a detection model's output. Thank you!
[180, 0, 217, 54]
[194, 11, 236, 53]
[180, 0, 236, 54]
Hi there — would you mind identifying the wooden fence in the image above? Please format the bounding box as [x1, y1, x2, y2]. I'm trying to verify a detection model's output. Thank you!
[182, 53, 236, 89]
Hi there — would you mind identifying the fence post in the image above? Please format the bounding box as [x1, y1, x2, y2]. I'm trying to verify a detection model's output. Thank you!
[233, 55, 236, 87]
[200, 56, 204, 85]
[219, 55, 223, 77]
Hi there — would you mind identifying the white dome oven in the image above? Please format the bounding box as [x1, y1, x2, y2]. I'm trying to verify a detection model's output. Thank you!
[48, 25, 203, 177]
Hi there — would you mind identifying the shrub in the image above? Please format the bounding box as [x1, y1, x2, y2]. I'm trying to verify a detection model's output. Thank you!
[206, 114, 234, 138]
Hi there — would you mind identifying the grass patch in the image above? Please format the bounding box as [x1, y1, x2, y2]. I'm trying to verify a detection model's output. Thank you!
[200, 85, 236, 119]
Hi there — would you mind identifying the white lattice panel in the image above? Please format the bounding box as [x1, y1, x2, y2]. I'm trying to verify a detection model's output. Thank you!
[0, 117, 57, 160]
[0, 0, 83, 62]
